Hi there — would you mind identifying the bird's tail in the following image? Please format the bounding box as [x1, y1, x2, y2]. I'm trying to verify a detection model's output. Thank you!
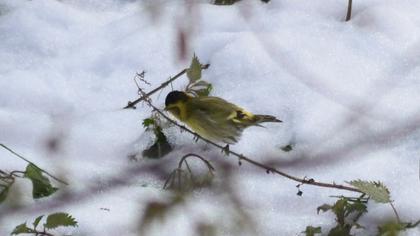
[254, 114, 282, 124]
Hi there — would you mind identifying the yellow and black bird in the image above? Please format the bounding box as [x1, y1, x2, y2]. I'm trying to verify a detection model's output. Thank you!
[164, 91, 282, 144]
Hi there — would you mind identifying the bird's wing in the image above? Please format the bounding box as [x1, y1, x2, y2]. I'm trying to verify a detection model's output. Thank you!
[186, 96, 245, 143]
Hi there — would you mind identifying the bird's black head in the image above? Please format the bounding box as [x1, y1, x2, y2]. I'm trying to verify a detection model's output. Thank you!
[165, 91, 189, 107]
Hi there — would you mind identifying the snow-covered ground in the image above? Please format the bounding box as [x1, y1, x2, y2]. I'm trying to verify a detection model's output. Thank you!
[1, 0, 420, 235]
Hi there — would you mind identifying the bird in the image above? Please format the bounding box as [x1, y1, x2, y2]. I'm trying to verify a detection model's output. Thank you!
[164, 90, 282, 144]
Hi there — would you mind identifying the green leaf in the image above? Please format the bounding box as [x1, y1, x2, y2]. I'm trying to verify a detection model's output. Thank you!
[302, 226, 322, 236]
[24, 164, 58, 199]
[186, 54, 202, 82]
[332, 199, 347, 225]
[44, 212, 78, 229]
[349, 180, 391, 203]
[346, 201, 367, 216]
[188, 81, 212, 97]
[142, 118, 155, 128]
[32, 215, 44, 229]
[11, 223, 33, 235]
[0, 185, 9, 203]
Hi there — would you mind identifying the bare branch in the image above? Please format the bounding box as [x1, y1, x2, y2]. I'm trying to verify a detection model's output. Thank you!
[123, 64, 210, 109]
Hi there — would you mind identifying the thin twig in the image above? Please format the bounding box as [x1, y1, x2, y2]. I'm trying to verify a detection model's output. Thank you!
[390, 201, 401, 224]
[1, 143, 69, 185]
[123, 64, 210, 109]
[140, 96, 361, 193]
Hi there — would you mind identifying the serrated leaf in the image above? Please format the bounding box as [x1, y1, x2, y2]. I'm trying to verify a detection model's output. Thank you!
[0, 185, 9, 203]
[44, 212, 78, 229]
[11, 223, 33, 235]
[317, 204, 332, 214]
[24, 164, 58, 199]
[186, 54, 202, 82]
[349, 180, 391, 203]
[302, 226, 322, 236]
[33, 215, 44, 229]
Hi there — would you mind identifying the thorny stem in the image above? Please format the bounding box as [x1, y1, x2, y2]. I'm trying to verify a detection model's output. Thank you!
[138, 95, 362, 193]
[1, 143, 69, 185]
[123, 64, 210, 109]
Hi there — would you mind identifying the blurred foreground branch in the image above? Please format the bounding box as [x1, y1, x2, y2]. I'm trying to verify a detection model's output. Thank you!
[1, 144, 68, 185]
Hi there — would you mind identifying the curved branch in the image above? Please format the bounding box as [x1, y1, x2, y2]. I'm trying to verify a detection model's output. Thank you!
[142, 99, 361, 193]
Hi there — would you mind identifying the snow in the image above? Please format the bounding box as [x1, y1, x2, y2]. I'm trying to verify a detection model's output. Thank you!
[1, 0, 420, 235]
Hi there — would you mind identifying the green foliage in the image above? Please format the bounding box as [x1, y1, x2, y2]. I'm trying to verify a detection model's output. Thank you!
[11, 212, 77, 235]
[24, 164, 58, 199]
[142, 116, 172, 159]
[309, 195, 368, 236]
[44, 212, 78, 229]
[0, 185, 10, 203]
[377, 220, 420, 236]
[186, 54, 202, 83]
[32, 215, 44, 229]
[302, 226, 322, 236]
[185, 54, 213, 97]
[11, 223, 34, 235]
[187, 80, 213, 97]
[349, 180, 391, 203]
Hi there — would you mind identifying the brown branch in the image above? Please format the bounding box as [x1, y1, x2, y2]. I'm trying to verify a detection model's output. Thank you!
[346, 0, 352, 21]
[141, 98, 361, 193]
[123, 64, 210, 109]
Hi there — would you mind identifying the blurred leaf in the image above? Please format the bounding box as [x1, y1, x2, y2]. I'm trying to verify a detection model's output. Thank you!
[142, 118, 155, 128]
[187, 54, 202, 82]
[377, 221, 406, 236]
[303, 226, 322, 236]
[0, 185, 9, 203]
[346, 201, 367, 216]
[196, 222, 217, 236]
[317, 204, 332, 214]
[349, 180, 391, 203]
[140, 196, 184, 232]
[332, 199, 347, 225]
[328, 225, 351, 236]
[24, 164, 58, 199]
[280, 144, 293, 152]
[11, 223, 33, 235]
[33, 215, 44, 229]
[44, 212, 78, 229]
